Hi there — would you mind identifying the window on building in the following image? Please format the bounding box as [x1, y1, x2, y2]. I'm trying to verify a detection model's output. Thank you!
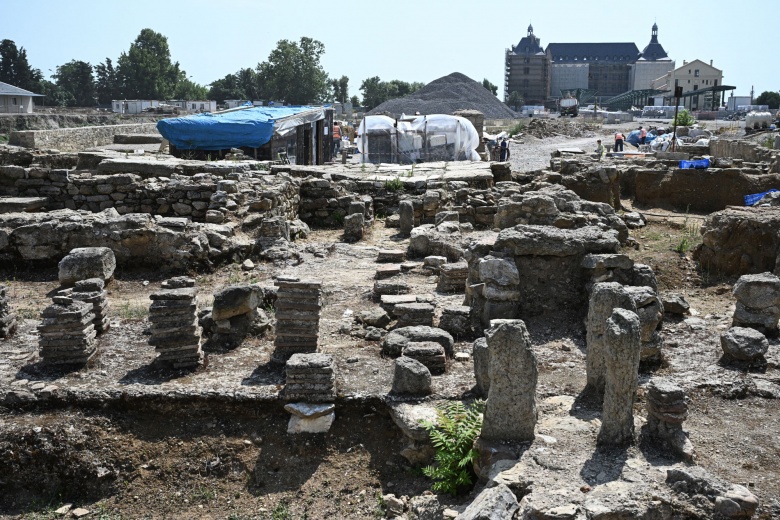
[688, 80, 691, 84]
[524, 67, 529, 74]
[200, 103, 205, 109]
[688, 69, 691, 74]
[694, 69, 700, 77]
[693, 85, 699, 91]
[714, 79, 718, 86]
[12, 98, 17, 105]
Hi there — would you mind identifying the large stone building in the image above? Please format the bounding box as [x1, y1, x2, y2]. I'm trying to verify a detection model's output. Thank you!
[505, 24, 675, 104]
[504, 25, 551, 106]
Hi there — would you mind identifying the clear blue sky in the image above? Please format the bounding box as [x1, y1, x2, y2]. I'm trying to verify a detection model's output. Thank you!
[2, 0, 778, 99]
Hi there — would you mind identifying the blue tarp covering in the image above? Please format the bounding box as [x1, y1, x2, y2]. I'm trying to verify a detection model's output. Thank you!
[625, 129, 657, 147]
[679, 158, 710, 169]
[156, 106, 318, 150]
[745, 189, 779, 206]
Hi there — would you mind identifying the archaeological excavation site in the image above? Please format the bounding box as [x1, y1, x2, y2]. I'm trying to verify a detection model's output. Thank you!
[0, 110, 779, 520]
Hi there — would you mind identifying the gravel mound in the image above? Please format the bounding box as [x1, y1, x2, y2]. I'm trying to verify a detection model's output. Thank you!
[368, 72, 518, 119]
[522, 118, 600, 139]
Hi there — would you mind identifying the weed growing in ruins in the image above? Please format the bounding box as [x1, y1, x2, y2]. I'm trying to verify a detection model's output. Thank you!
[116, 301, 149, 321]
[675, 236, 691, 254]
[764, 135, 775, 149]
[508, 121, 526, 135]
[384, 178, 404, 192]
[270, 501, 291, 520]
[421, 400, 485, 495]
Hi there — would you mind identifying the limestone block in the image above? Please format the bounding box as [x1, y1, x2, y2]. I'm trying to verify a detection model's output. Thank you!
[392, 356, 432, 395]
[586, 282, 636, 393]
[58, 247, 116, 286]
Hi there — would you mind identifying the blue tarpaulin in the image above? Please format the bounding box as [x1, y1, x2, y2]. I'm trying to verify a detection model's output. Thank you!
[156, 106, 320, 150]
[745, 189, 779, 206]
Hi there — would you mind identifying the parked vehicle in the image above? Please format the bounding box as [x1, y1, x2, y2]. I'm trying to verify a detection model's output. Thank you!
[559, 97, 579, 117]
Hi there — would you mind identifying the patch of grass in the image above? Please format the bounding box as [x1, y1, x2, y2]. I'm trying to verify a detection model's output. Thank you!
[508, 121, 526, 135]
[190, 485, 216, 504]
[115, 300, 149, 321]
[270, 501, 291, 520]
[17, 307, 38, 320]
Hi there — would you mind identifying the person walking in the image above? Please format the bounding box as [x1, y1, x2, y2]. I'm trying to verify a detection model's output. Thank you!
[499, 137, 509, 162]
[614, 131, 624, 152]
[333, 122, 342, 156]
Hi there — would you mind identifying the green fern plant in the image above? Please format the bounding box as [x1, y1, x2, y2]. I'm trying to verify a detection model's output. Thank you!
[421, 400, 485, 495]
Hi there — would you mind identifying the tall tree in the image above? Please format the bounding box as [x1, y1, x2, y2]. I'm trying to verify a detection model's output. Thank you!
[360, 77, 424, 110]
[54, 60, 96, 106]
[0, 39, 43, 92]
[94, 58, 121, 105]
[173, 78, 208, 100]
[256, 37, 330, 104]
[506, 91, 523, 111]
[482, 78, 498, 96]
[331, 75, 349, 103]
[116, 29, 184, 99]
[360, 76, 386, 110]
[755, 90, 780, 109]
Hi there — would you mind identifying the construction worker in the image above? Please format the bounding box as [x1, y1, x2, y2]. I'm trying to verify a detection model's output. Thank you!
[614, 131, 624, 152]
[638, 126, 648, 145]
[594, 139, 605, 160]
[333, 122, 342, 155]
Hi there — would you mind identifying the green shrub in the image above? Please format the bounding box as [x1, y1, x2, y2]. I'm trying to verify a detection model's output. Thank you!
[421, 400, 485, 495]
[672, 109, 695, 127]
[384, 178, 405, 192]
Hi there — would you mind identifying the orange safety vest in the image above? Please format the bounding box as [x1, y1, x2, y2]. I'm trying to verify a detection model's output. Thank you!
[333, 125, 341, 140]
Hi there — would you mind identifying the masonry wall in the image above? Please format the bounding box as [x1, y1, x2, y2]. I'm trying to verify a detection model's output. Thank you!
[9, 123, 161, 152]
[0, 165, 299, 222]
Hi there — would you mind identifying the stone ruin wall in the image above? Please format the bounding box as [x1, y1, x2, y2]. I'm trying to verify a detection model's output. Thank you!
[9, 123, 161, 152]
[0, 165, 299, 222]
[710, 138, 780, 172]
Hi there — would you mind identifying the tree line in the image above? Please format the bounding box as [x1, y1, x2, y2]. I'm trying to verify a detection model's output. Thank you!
[2, 30, 507, 110]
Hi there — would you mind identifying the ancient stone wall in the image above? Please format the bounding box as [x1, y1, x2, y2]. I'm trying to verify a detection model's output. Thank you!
[633, 167, 780, 212]
[0, 165, 299, 222]
[694, 206, 780, 275]
[9, 123, 160, 152]
[710, 139, 780, 172]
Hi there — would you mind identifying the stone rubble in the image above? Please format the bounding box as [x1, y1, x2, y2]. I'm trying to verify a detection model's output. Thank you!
[273, 278, 322, 362]
[731, 272, 780, 335]
[62, 278, 109, 334]
[394, 302, 435, 328]
[38, 296, 96, 365]
[720, 326, 769, 361]
[646, 378, 694, 460]
[402, 342, 447, 375]
[0, 284, 17, 338]
[203, 284, 270, 349]
[391, 356, 432, 395]
[436, 261, 469, 293]
[148, 277, 203, 368]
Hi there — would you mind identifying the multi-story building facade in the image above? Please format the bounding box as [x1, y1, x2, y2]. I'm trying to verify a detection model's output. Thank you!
[506, 24, 678, 105]
[504, 25, 551, 106]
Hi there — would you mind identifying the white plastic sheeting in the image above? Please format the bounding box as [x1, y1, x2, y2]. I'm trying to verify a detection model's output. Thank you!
[356, 114, 480, 164]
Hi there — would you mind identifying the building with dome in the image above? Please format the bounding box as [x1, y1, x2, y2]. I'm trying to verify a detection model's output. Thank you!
[504, 23, 675, 105]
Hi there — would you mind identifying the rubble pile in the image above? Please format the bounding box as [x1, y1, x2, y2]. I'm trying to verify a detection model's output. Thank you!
[402, 342, 447, 374]
[148, 277, 203, 368]
[523, 118, 599, 139]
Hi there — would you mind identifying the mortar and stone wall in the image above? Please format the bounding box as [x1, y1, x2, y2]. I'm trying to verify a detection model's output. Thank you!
[0, 165, 299, 223]
[9, 123, 161, 153]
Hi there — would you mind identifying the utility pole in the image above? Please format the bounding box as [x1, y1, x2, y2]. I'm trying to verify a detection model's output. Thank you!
[671, 86, 683, 152]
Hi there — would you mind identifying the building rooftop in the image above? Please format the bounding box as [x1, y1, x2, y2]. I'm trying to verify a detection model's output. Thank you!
[0, 81, 43, 97]
[547, 42, 640, 63]
[639, 23, 669, 60]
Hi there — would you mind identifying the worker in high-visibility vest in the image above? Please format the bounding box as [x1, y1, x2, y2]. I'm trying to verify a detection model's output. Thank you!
[333, 123, 342, 155]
